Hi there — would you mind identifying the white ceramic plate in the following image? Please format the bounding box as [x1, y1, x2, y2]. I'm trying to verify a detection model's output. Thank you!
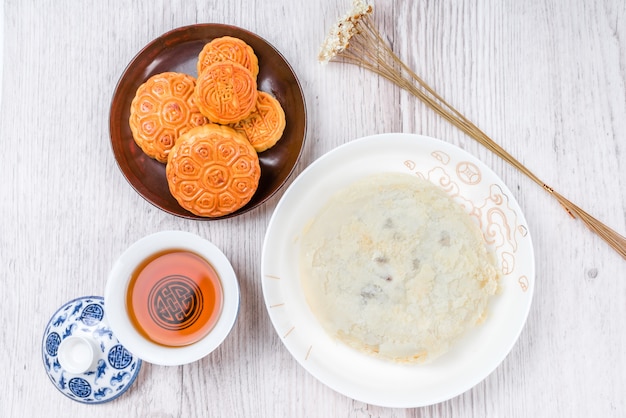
[261, 133, 535, 408]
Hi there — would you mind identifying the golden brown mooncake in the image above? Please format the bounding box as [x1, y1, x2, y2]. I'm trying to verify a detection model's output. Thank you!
[231, 91, 286, 152]
[166, 124, 261, 217]
[197, 36, 259, 79]
[194, 61, 258, 125]
[129, 72, 209, 163]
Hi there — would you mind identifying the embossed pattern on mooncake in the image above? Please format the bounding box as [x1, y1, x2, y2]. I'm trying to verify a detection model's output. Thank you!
[166, 124, 261, 217]
[194, 62, 258, 125]
[197, 36, 259, 79]
[129, 72, 209, 163]
[231, 91, 286, 152]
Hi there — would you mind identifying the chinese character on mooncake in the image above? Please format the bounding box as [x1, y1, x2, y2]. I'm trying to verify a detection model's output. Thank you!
[194, 62, 258, 125]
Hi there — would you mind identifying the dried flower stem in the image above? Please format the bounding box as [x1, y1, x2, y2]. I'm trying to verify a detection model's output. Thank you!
[321, 9, 626, 259]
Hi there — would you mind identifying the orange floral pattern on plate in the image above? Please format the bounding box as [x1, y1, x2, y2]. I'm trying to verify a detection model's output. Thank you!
[407, 151, 529, 292]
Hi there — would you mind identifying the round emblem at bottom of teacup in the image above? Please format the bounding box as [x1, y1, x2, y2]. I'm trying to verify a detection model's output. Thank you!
[42, 296, 142, 404]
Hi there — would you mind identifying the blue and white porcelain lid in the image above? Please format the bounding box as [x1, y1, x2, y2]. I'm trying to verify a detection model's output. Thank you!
[42, 296, 142, 404]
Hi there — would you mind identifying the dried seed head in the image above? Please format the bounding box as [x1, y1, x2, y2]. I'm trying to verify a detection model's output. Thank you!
[318, 0, 373, 63]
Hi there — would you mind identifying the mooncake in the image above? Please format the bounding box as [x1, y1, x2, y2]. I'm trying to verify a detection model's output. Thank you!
[166, 124, 261, 217]
[129, 72, 208, 163]
[197, 36, 259, 79]
[230, 91, 286, 152]
[299, 173, 500, 364]
[194, 61, 258, 125]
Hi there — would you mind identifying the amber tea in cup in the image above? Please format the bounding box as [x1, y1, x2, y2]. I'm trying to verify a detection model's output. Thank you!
[126, 250, 223, 347]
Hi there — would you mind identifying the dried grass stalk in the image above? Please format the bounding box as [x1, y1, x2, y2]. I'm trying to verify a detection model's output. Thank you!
[319, 1, 626, 259]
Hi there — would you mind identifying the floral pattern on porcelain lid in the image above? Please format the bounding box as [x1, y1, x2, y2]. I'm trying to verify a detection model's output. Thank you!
[42, 296, 142, 404]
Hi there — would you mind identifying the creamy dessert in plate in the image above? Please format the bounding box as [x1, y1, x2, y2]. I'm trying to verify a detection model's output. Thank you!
[299, 172, 500, 364]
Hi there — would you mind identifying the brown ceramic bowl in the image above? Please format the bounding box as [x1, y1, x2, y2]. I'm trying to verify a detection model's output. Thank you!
[110, 24, 307, 219]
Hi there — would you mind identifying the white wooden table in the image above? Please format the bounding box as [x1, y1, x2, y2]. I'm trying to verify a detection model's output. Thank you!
[1, 1, 625, 417]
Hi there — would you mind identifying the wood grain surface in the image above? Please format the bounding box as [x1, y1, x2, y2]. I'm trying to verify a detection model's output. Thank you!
[1, 0, 624, 417]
